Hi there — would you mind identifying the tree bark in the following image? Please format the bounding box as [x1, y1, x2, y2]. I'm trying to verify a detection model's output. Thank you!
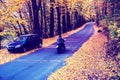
[21, 24, 29, 34]
[31, 0, 42, 37]
[18, 10, 28, 34]
[56, 6, 61, 36]
[66, 9, 72, 31]
[62, 14, 66, 33]
[43, 1, 48, 38]
[74, 10, 79, 29]
[102, 0, 107, 16]
[27, 1, 33, 33]
[49, 0, 55, 37]
[16, 21, 22, 35]
[0, 36, 2, 49]
[96, 11, 99, 26]
[38, 0, 43, 37]
[61, 4, 67, 33]
[94, 0, 99, 26]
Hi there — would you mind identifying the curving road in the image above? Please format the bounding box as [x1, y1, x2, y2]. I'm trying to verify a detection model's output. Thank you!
[0, 22, 94, 80]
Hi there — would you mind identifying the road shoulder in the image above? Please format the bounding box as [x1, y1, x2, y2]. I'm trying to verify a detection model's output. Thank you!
[48, 25, 117, 80]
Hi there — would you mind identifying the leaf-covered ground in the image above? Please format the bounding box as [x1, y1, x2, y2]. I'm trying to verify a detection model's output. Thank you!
[0, 24, 85, 64]
[48, 26, 120, 80]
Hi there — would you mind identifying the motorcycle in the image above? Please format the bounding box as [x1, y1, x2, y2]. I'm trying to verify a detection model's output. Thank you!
[56, 43, 66, 53]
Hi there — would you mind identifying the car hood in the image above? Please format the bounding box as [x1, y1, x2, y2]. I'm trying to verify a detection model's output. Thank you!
[8, 41, 24, 47]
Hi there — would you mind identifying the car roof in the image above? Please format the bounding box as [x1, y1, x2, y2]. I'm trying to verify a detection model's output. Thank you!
[20, 34, 39, 37]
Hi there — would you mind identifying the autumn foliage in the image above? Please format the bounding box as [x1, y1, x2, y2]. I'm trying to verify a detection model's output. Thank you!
[48, 26, 119, 79]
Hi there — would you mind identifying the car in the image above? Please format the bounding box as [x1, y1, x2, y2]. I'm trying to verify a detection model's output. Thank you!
[7, 34, 42, 53]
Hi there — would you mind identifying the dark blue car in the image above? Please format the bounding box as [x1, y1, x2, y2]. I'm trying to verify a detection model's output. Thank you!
[7, 34, 42, 53]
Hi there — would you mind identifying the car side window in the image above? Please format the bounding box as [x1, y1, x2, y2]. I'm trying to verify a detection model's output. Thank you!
[26, 36, 31, 42]
[31, 36, 35, 41]
[31, 35, 36, 41]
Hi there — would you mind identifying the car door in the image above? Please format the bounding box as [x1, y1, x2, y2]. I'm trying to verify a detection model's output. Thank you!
[25, 36, 33, 49]
[31, 35, 38, 47]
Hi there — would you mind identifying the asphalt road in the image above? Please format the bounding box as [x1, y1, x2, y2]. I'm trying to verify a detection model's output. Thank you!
[0, 22, 94, 80]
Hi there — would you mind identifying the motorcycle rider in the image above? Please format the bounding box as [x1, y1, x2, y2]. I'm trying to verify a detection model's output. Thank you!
[57, 35, 65, 49]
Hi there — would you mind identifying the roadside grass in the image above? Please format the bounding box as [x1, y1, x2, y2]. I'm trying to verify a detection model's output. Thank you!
[48, 25, 120, 79]
[0, 23, 85, 64]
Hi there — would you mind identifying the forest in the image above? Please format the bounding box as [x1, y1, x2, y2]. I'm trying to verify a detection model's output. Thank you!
[0, 0, 120, 57]
[0, 0, 120, 79]
[0, 0, 88, 47]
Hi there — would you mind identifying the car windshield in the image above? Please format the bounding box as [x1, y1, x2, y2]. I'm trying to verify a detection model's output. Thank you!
[14, 36, 27, 42]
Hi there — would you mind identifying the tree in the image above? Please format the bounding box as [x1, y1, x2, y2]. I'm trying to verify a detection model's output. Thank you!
[26, 1, 33, 33]
[56, 5, 61, 36]
[0, 27, 3, 49]
[61, 4, 67, 33]
[0, 0, 29, 36]
[18, 10, 28, 34]
[1, 0, 104, 43]
[49, 0, 55, 37]
[31, 0, 42, 37]
[42, 0, 48, 38]
[66, 8, 72, 31]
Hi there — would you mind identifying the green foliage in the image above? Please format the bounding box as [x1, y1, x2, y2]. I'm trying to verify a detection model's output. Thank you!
[105, 21, 120, 59]
[98, 0, 120, 59]
[106, 39, 120, 57]
[108, 22, 119, 40]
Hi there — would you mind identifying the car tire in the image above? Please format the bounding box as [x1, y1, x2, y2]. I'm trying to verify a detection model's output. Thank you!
[38, 43, 42, 48]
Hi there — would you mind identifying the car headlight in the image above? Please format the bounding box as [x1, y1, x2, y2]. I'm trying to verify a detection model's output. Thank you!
[15, 45, 21, 48]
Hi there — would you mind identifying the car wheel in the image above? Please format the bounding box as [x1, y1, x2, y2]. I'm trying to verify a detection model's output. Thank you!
[38, 43, 42, 48]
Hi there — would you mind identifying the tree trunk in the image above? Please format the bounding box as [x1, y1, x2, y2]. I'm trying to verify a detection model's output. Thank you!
[27, 1, 33, 33]
[96, 11, 99, 26]
[38, 0, 43, 37]
[94, 0, 99, 26]
[0, 28, 2, 49]
[66, 10, 72, 31]
[56, 6, 61, 36]
[43, 1, 48, 38]
[61, 5, 67, 33]
[0, 36, 2, 49]
[18, 10, 28, 34]
[62, 14, 66, 33]
[102, 0, 107, 16]
[74, 10, 79, 29]
[10, 21, 20, 36]
[50, 0, 55, 37]
[31, 0, 41, 37]
[16, 21, 22, 35]
[13, 25, 20, 36]
[21, 24, 29, 34]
